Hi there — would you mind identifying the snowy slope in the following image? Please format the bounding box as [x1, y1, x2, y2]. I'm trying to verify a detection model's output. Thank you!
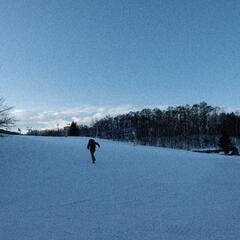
[1, 136, 240, 240]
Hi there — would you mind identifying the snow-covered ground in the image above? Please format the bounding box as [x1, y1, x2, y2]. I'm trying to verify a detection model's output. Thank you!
[1, 136, 240, 240]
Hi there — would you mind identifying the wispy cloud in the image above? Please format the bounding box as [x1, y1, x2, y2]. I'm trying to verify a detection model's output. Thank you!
[12, 105, 138, 131]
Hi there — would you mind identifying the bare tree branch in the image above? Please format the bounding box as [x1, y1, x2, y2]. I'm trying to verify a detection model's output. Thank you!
[0, 98, 15, 128]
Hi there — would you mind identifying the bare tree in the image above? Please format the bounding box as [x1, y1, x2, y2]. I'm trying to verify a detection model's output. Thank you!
[0, 98, 15, 128]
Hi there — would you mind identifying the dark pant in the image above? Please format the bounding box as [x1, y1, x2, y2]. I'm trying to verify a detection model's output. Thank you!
[90, 150, 96, 163]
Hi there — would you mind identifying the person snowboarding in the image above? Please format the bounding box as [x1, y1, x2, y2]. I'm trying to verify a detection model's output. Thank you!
[87, 139, 100, 164]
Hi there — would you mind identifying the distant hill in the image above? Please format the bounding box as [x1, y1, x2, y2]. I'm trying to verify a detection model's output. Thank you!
[0, 129, 20, 135]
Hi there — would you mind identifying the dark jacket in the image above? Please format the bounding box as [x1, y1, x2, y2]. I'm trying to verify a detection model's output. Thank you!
[87, 139, 100, 152]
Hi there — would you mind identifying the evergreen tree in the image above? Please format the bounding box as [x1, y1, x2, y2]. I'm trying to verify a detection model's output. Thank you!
[68, 121, 79, 136]
[218, 131, 233, 154]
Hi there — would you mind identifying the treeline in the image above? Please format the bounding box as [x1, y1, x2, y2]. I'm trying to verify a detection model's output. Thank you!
[28, 122, 90, 137]
[28, 102, 240, 150]
[90, 102, 240, 149]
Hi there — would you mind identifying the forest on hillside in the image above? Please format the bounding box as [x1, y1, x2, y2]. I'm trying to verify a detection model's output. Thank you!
[28, 102, 240, 150]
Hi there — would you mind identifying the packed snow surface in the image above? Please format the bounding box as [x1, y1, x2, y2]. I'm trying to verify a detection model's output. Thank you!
[1, 136, 240, 240]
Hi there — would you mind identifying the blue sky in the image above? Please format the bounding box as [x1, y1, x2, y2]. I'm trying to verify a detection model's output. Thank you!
[1, 0, 240, 129]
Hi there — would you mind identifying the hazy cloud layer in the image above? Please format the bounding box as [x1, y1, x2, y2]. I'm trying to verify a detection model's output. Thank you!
[12, 105, 138, 131]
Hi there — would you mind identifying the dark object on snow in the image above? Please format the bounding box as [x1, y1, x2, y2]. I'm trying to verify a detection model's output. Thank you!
[229, 146, 239, 156]
[87, 139, 100, 164]
[193, 149, 222, 154]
